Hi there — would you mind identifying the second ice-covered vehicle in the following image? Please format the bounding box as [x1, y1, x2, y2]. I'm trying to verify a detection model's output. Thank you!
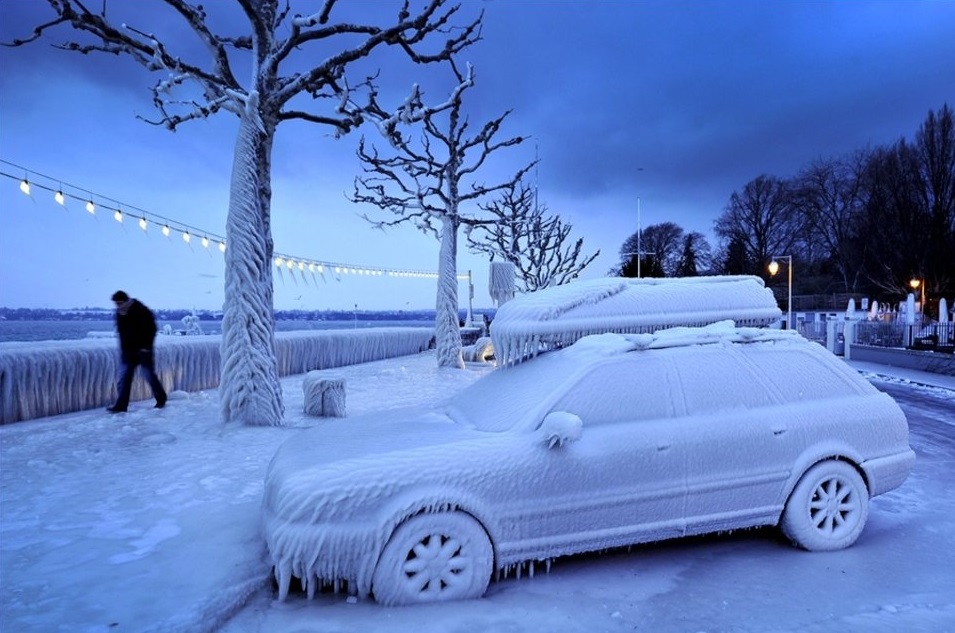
[262, 322, 915, 606]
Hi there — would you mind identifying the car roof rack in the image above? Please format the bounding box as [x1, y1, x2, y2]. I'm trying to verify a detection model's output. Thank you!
[491, 276, 783, 366]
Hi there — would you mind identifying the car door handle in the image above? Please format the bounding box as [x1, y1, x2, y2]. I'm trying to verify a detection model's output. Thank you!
[772, 427, 787, 436]
[657, 443, 670, 451]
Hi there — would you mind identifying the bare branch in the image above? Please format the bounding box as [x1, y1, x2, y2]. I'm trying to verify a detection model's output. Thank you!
[469, 181, 599, 291]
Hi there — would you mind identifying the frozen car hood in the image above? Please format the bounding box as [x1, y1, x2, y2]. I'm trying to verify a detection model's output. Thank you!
[264, 407, 501, 521]
[269, 407, 482, 472]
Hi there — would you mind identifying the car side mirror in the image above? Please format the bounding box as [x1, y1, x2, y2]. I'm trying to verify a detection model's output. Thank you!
[540, 411, 583, 449]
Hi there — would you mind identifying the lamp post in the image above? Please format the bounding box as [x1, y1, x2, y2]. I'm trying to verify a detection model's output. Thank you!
[467, 269, 474, 326]
[637, 197, 642, 278]
[768, 255, 793, 330]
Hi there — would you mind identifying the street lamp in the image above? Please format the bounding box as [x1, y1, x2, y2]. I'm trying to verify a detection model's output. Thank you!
[768, 255, 793, 330]
[909, 277, 925, 322]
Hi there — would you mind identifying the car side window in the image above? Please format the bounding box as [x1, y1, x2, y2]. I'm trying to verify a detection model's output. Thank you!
[671, 347, 775, 415]
[550, 357, 675, 425]
[743, 347, 862, 402]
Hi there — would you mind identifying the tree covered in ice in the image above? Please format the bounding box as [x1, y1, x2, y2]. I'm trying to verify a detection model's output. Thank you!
[468, 181, 599, 292]
[352, 60, 533, 368]
[6, 0, 479, 425]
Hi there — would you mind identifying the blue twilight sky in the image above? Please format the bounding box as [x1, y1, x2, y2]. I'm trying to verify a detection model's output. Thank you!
[1, 1, 953, 312]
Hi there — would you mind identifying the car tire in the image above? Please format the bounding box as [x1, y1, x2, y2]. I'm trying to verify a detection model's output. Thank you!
[781, 460, 869, 551]
[372, 512, 493, 606]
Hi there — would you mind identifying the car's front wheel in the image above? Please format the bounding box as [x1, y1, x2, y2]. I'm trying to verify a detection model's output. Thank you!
[372, 512, 493, 606]
[781, 459, 869, 551]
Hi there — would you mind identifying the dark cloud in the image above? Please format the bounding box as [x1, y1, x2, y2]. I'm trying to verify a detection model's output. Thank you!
[469, 1, 955, 225]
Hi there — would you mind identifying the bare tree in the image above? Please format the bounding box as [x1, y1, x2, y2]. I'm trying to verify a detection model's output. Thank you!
[714, 175, 801, 280]
[793, 152, 871, 294]
[614, 222, 685, 277]
[6, 0, 479, 425]
[860, 106, 955, 299]
[468, 181, 599, 292]
[352, 61, 532, 368]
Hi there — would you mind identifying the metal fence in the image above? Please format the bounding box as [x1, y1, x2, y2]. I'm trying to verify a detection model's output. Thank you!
[852, 321, 955, 353]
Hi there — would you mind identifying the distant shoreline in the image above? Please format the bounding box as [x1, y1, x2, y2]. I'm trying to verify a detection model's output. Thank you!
[0, 307, 494, 323]
[0, 318, 443, 344]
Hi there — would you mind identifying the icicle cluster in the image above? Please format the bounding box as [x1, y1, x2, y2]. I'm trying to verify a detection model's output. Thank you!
[489, 261, 516, 307]
[0, 328, 434, 424]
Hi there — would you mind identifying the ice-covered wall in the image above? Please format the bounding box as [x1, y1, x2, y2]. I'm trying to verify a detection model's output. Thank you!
[0, 328, 434, 424]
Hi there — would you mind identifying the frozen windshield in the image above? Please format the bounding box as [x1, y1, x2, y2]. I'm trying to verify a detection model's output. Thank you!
[445, 353, 578, 432]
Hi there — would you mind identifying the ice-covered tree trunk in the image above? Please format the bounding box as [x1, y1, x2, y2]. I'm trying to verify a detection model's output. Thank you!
[220, 112, 284, 426]
[435, 216, 464, 368]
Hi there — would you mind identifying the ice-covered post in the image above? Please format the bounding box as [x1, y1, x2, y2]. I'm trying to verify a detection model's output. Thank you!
[467, 270, 475, 326]
[490, 261, 516, 306]
[904, 292, 917, 347]
[846, 298, 857, 321]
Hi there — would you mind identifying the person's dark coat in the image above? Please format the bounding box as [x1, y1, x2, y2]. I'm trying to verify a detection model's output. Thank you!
[116, 300, 158, 362]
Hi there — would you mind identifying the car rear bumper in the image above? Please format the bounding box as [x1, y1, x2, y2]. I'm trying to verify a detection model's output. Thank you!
[861, 449, 916, 497]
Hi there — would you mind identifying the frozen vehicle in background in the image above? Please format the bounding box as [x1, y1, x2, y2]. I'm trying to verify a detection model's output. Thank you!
[262, 322, 915, 606]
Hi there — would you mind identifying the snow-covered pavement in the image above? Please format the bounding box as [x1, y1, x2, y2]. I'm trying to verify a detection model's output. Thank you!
[1, 351, 953, 633]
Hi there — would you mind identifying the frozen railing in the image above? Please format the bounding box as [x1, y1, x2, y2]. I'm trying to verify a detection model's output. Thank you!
[0, 328, 434, 424]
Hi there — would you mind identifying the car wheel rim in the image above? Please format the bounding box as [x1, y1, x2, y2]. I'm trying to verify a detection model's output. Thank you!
[808, 475, 861, 537]
[400, 532, 470, 597]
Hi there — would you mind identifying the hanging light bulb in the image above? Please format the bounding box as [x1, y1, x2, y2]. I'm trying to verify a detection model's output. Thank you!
[298, 262, 305, 271]
[19, 179, 30, 195]
[286, 259, 294, 270]
[218, 241, 226, 253]
[201, 236, 209, 248]
[275, 257, 284, 267]
[86, 200, 96, 214]
[139, 217, 148, 231]
[54, 190, 65, 205]
[114, 209, 123, 223]
[317, 265, 324, 273]
[182, 230, 191, 243]
[162, 225, 170, 237]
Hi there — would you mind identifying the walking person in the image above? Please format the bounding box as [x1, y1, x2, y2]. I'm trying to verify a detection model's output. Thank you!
[107, 291, 167, 413]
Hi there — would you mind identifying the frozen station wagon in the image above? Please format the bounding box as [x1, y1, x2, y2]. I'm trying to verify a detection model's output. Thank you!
[262, 321, 915, 606]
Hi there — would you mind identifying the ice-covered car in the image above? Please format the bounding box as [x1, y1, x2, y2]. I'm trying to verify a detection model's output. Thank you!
[262, 322, 915, 606]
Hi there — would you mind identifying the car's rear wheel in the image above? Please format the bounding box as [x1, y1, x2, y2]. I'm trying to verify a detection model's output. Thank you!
[781, 460, 869, 551]
[372, 512, 492, 606]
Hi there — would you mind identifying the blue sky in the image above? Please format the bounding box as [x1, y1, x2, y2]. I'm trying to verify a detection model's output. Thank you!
[1, 1, 953, 311]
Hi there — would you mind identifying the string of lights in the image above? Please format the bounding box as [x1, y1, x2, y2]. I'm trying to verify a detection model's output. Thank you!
[2, 159, 465, 281]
